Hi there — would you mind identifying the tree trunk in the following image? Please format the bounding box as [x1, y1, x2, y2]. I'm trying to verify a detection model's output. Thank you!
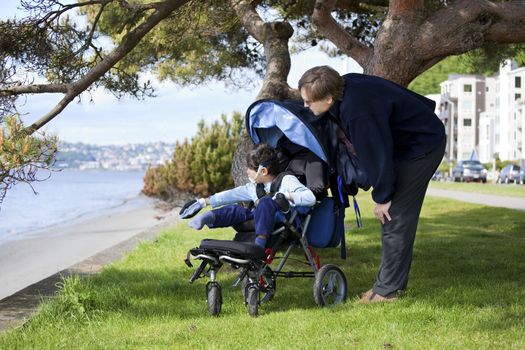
[230, 1, 298, 186]
[363, 9, 430, 85]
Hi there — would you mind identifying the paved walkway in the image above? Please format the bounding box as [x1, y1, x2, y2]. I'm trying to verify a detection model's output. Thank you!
[426, 188, 525, 211]
[0, 212, 180, 333]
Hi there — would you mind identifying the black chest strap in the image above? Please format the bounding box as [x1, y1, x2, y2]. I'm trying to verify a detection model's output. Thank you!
[256, 172, 291, 199]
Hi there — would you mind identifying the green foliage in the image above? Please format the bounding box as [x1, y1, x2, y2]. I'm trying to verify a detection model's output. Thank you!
[86, 0, 263, 88]
[409, 55, 471, 95]
[143, 112, 244, 199]
[437, 159, 453, 174]
[409, 45, 525, 95]
[51, 276, 99, 322]
[0, 115, 58, 203]
[461, 43, 525, 76]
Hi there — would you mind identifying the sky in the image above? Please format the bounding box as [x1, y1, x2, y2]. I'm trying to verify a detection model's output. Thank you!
[2, 1, 363, 145]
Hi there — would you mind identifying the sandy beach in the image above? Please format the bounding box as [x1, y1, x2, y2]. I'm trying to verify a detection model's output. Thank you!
[0, 196, 179, 301]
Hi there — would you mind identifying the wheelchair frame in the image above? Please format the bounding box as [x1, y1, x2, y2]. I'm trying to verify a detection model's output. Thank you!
[184, 208, 347, 317]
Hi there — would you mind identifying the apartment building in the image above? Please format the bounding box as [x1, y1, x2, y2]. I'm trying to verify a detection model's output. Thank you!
[438, 74, 485, 161]
[438, 60, 525, 163]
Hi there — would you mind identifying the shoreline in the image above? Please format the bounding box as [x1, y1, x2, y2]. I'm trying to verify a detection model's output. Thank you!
[0, 194, 152, 246]
[0, 196, 180, 302]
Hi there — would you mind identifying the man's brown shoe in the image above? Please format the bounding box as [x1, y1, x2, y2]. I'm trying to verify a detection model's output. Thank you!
[360, 291, 398, 304]
[360, 289, 374, 300]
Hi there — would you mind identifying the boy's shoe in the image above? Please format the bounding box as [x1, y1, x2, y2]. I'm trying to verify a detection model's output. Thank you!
[179, 198, 205, 219]
[273, 193, 290, 213]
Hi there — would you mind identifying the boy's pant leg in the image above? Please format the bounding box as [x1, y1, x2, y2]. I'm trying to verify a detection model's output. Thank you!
[373, 138, 446, 296]
[253, 197, 281, 238]
[208, 205, 254, 228]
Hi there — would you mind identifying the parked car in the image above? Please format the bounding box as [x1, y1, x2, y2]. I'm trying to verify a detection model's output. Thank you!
[499, 164, 521, 184]
[452, 160, 487, 183]
[431, 170, 444, 181]
[515, 168, 525, 185]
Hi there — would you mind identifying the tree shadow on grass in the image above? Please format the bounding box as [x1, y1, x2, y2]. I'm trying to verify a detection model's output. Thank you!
[70, 203, 523, 325]
[84, 250, 337, 320]
[343, 203, 525, 331]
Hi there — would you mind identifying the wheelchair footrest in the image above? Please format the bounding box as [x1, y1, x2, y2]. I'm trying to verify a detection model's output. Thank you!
[196, 239, 266, 261]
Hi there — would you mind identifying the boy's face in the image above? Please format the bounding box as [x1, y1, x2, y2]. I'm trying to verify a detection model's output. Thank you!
[246, 166, 268, 184]
[300, 88, 334, 116]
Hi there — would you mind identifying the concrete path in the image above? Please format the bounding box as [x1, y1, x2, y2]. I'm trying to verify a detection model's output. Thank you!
[0, 205, 181, 333]
[426, 188, 525, 211]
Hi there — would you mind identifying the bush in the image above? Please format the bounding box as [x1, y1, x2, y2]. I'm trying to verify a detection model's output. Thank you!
[143, 112, 244, 201]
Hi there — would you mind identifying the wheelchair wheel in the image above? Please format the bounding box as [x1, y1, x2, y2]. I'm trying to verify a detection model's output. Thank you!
[241, 268, 276, 302]
[260, 268, 276, 302]
[207, 282, 222, 316]
[246, 285, 259, 317]
[313, 264, 347, 307]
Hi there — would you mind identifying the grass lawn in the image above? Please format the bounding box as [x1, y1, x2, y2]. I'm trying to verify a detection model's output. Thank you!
[1, 195, 524, 349]
[429, 180, 525, 198]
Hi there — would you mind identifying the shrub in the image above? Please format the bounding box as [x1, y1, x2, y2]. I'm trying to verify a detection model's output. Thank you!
[0, 115, 58, 204]
[143, 112, 244, 201]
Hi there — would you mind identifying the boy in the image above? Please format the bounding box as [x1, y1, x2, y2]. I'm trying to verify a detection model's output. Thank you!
[180, 143, 316, 248]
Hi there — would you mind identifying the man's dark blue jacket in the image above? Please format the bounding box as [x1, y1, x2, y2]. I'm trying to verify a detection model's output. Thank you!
[329, 73, 446, 204]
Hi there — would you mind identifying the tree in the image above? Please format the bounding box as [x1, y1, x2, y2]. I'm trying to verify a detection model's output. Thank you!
[0, 0, 190, 202]
[311, 0, 525, 85]
[2, 0, 525, 197]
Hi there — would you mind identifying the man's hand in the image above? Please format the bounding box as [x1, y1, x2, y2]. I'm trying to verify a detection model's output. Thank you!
[374, 201, 392, 224]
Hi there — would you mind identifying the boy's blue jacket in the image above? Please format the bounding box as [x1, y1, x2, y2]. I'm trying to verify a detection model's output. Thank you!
[329, 73, 446, 204]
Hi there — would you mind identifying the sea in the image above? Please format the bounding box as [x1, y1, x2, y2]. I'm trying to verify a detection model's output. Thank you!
[0, 170, 147, 245]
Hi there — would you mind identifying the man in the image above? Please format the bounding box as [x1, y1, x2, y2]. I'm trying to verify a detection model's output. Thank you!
[298, 66, 446, 303]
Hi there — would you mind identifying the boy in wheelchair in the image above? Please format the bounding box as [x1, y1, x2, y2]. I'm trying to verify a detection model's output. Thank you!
[179, 143, 316, 249]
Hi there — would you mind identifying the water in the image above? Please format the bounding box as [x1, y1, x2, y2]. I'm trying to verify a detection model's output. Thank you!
[0, 170, 146, 244]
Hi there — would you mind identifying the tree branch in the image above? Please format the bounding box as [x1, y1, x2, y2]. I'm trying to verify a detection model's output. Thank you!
[483, 1, 525, 43]
[334, 0, 388, 12]
[69, 1, 108, 59]
[34, 0, 110, 25]
[312, 0, 372, 67]
[229, 0, 296, 100]
[23, 0, 189, 135]
[116, 0, 167, 11]
[228, 0, 265, 42]
[0, 83, 70, 96]
[420, 0, 525, 60]
[388, 0, 424, 17]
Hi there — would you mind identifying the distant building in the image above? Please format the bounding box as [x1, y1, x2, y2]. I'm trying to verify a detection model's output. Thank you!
[438, 60, 525, 163]
[438, 74, 485, 161]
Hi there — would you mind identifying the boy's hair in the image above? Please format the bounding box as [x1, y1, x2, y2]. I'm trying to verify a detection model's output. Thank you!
[298, 65, 345, 101]
[246, 143, 280, 176]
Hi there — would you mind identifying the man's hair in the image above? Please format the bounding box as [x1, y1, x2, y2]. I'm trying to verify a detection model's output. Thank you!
[298, 65, 345, 101]
[246, 143, 279, 176]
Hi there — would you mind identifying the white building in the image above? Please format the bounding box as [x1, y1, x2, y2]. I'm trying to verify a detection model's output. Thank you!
[439, 74, 485, 161]
[478, 76, 498, 163]
[439, 60, 525, 163]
